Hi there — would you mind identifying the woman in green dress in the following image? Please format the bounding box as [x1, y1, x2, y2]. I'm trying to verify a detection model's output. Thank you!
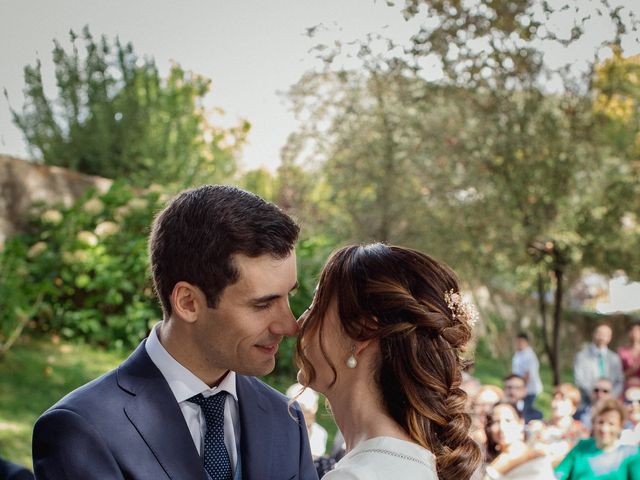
[555, 397, 640, 479]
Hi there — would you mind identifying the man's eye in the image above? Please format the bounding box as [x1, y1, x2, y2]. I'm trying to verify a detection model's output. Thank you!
[255, 303, 273, 311]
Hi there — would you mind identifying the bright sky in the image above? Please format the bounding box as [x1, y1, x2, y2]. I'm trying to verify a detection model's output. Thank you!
[1, 0, 638, 172]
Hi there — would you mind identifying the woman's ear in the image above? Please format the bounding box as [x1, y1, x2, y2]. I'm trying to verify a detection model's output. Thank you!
[354, 339, 375, 356]
[170, 281, 205, 324]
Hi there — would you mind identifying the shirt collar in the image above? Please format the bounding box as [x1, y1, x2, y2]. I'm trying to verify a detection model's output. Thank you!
[590, 343, 608, 355]
[146, 322, 238, 403]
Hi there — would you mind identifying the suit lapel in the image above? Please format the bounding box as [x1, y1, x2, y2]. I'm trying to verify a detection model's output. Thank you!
[118, 342, 207, 480]
[237, 375, 273, 480]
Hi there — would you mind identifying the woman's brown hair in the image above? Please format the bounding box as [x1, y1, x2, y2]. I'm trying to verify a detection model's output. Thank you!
[296, 243, 482, 479]
[592, 397, 627, 427]
[554, 383, 581, 409]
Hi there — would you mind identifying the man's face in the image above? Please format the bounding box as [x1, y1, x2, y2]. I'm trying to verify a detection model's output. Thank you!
[591, 380, 613, 403]
[515, 338, 528, 351]
[593, 325, 612, 348]
[193, 251, 298, 378]
[503, 377, 527, 403]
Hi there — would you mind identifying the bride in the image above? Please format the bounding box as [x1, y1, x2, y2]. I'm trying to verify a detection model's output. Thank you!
[295, 243, 482, 479]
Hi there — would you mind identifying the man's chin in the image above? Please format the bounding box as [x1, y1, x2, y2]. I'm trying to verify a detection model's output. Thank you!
[239, 359, 276, 378]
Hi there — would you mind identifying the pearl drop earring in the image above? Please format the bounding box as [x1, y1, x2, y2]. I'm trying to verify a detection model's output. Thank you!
[346, 346, 357, 369]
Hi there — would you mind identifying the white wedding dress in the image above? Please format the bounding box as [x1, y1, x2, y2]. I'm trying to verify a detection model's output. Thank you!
[323, 436, 439, 480]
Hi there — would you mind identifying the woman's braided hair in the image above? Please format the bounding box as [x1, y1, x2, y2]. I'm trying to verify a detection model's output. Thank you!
[296, 243, 482, 479]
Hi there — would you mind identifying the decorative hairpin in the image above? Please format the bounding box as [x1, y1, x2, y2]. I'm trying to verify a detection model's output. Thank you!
[444, 289, 478, 328]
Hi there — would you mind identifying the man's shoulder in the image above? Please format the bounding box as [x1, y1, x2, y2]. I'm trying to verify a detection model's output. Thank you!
[237, 375, 302, 413]
[575, 344, 593, 359]
[46, 367, 120, 415]
[607, 348, 622, 360]
[238, 375, 289, 401]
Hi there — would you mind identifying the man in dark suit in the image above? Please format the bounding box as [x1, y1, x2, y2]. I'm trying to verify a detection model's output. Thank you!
[0, 457, 34, 480]
[503, 373, 544, 424]
[32, 185, 318, 480]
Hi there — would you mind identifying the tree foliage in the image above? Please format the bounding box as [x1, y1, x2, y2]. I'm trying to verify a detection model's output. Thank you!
[8, 26, 249, 186]
[284, 0, 640, 383]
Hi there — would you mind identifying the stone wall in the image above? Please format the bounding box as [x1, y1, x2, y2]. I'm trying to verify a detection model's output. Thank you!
[0, 155, 112, 245]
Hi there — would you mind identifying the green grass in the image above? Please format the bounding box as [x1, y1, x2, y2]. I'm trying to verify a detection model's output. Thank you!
[0, 337, 126, 468]
[0, 337, 571, 470]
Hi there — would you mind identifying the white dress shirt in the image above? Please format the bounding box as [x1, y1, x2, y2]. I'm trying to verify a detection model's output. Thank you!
[145, 324, 241, 473]
[512, 346, 543, 396]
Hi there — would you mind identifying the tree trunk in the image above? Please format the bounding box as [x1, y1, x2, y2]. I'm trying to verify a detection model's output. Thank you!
[371, 71, 395, 243]
[538, 272, 557, 381]
[551, 267, 564, 386]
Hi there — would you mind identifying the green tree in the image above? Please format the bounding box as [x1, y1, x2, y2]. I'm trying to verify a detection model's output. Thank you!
[285, 0, 640, 384]
[7, 26, 249, 186]
[285, 63, 439, 245]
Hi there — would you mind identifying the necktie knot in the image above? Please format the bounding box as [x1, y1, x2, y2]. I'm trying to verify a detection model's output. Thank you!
[188, 392, 227, 427]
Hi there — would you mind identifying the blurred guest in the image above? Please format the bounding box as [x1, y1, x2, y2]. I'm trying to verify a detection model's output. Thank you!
[621, 385, 640, 446]
[618, 322, 640, 392]
[511, 333, 543, 410]
[0, 456, 33, 480]
[286, 382, 329, 459]
[470, 385, 504, 447]
[503, 374, 543, 424]
[579, 378, 614, 431]
[531, 384, 588, 466]
[555, 398, 640, 479]
[483, 403, 554, 479]
[574, 324, 624, 406]
[462, 362, 483, 408]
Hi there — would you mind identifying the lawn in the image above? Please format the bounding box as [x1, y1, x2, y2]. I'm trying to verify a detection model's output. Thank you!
[0, 336, 126, 468]
[0, 336, 568, 470]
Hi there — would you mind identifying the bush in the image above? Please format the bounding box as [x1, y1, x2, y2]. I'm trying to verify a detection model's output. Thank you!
[0, 182, 340, 379]
[0, 181, 167, 350]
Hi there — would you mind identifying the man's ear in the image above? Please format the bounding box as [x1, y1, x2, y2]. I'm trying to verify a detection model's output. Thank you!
[170, 281, 205, 324]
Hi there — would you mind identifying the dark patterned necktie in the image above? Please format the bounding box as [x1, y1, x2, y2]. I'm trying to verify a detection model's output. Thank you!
[188, 392, 233, 480]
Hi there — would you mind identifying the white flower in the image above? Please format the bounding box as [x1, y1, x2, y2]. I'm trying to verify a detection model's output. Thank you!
[28, 241, 47, 258]
[62, 250, 89, 264]
[83, 198, 104, 216]
[77, 231, 98, 247]
[95, 221, 119, 238]
[62, 251, 74, 264]
[113, 205, 131, 221]
[146, 183, 164, 194]
[128, 198, 148, 210]
[41, 210, 63, 225]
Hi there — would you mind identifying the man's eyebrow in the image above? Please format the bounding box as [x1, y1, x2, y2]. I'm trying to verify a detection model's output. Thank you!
[250, 282, 299, 304]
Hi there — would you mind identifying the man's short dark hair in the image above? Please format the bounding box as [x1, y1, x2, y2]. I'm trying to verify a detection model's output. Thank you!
[516, 332, 529, 342]
[503, 373, 526, 385]
[149, 185, 300, 316]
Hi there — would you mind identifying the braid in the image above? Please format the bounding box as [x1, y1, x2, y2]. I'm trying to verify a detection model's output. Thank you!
[371, 250, 482, 479]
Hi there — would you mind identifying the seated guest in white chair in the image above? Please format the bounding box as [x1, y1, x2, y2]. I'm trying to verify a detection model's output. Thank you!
[287, 382, 329, 459]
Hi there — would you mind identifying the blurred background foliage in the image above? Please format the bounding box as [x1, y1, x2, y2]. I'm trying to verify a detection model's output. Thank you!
[1, 0, 640, 467]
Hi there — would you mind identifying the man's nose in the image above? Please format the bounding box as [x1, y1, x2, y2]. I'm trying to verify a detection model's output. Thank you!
[271, 305, 299, 336]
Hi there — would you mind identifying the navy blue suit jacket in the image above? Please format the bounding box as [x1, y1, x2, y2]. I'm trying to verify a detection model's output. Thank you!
[32, 341, 317, 480]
